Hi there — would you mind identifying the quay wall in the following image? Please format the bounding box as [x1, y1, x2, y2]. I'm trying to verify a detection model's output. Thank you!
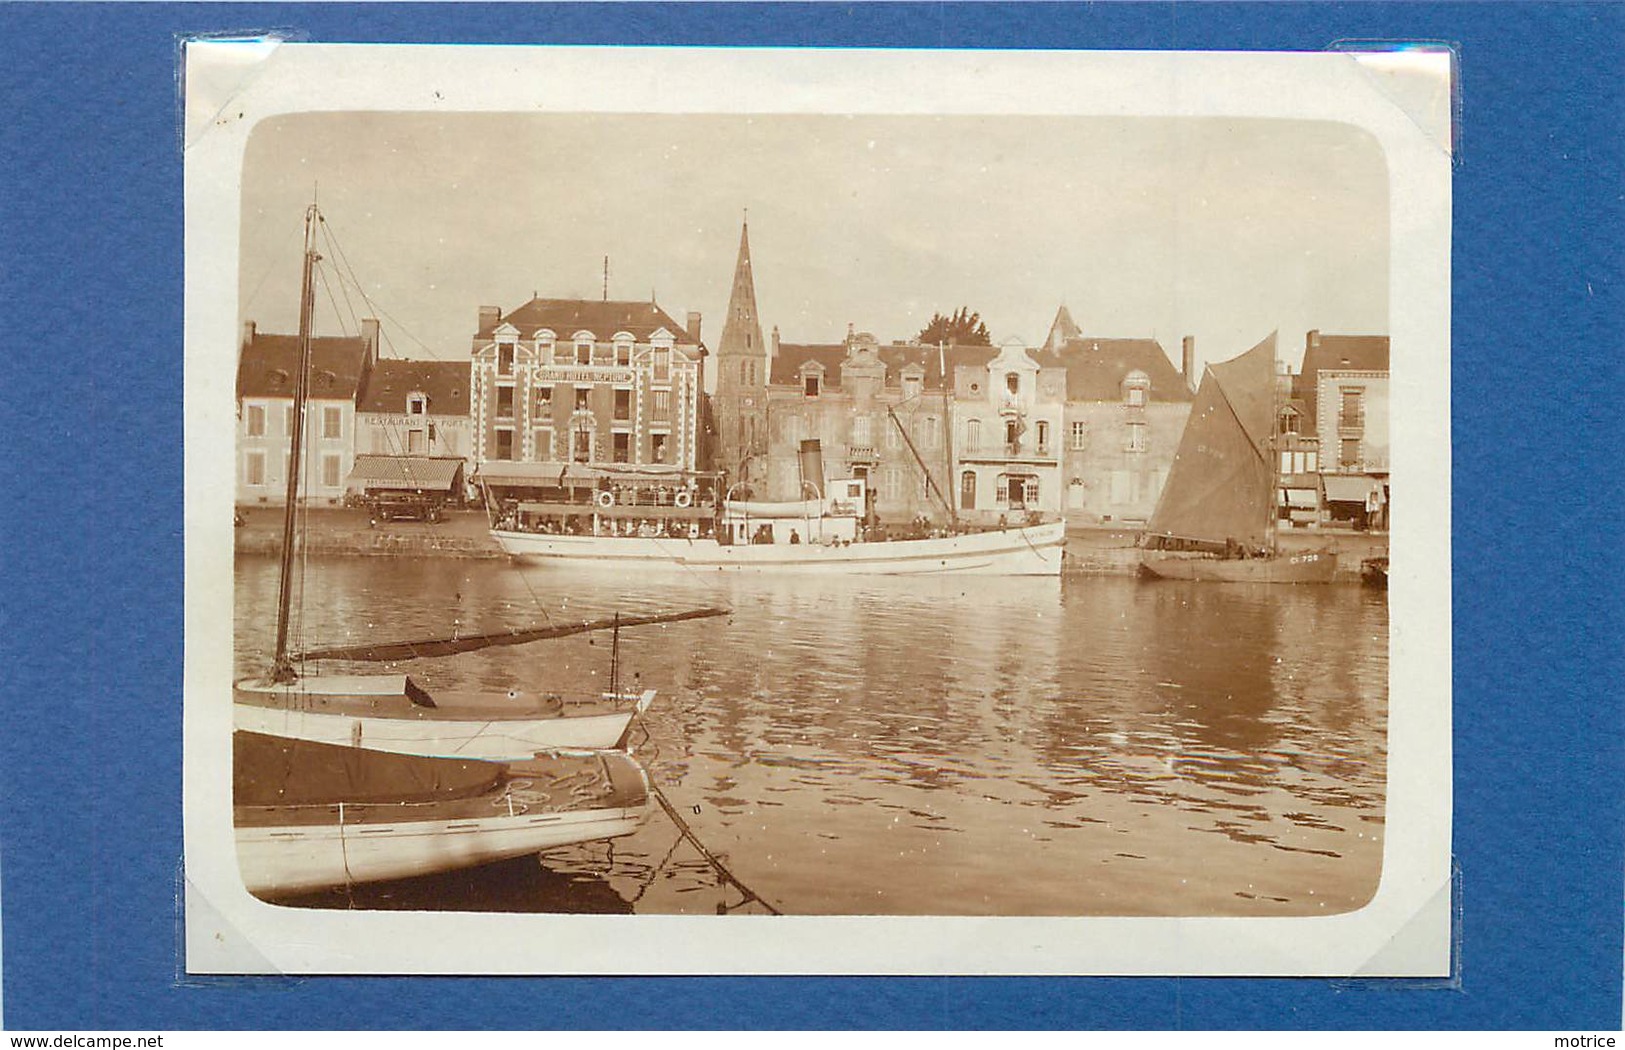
[1062, 526, 1388, 581]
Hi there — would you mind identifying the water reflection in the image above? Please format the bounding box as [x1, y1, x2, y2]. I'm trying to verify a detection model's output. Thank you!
[235, 557, 1387, 916]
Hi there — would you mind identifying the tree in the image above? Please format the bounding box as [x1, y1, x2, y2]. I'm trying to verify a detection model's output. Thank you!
[915, 307, 991, 347]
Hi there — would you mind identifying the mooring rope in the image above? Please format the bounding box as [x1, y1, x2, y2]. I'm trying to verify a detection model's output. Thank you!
[646, 780, 782, 916]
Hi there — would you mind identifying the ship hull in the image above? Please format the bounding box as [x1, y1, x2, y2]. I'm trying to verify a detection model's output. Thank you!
[491, 521, 1066, 576]
[1139, 549, 1338, 583]
[234, 677, 654, 758]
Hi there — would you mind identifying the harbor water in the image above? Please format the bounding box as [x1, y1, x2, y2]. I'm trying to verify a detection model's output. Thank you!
[234, 555, 1388, 916]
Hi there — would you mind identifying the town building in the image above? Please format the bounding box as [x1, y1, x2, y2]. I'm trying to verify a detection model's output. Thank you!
[1291, 330, 1390, 528]
[467, 297, 707, 482]
[765, 327, 961, 522]
[235, 319, 379, 505]
[355, 358, 473, 465]
[1050, 332, 1197, 525]
[950, 339, 1069, 525]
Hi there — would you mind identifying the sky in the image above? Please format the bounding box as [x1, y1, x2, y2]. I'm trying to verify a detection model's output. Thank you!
[238, 112, 1388, 375]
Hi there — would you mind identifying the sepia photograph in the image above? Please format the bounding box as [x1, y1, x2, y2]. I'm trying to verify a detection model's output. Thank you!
[184, 43, 1452, 975]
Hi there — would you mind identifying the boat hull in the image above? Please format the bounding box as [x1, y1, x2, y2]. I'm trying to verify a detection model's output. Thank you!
[491, 521, 1066, 576]
[1139, 549, 1338, 583]
[234, 678, 655, 759]
[236, 803, 648, 897]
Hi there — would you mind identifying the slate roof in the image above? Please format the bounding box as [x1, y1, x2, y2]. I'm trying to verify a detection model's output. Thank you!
[236, 333, 372, 400]
[478, 298, 695, 343]
[1043, 305, 1082, 352]
[770, 341, 1001, 391]
[1294, 333, 1389, 429]
[357, 359, 471, 416]
[1051, 337, 1193, 402]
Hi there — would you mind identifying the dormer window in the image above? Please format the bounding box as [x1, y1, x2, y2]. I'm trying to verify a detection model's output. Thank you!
[576, 342, 592, 365]
[654, 348, 671, 382]
[498, 344, 515, 376]
[804, 373, 821, 398]
[901, 369, 924, 400]
[536, 331, 556, 366]
[615, 341, 632, 367]
[1123, 370, 1150, 408]
[1006, 373, 1020, 395]
[407, 394, 427, 417]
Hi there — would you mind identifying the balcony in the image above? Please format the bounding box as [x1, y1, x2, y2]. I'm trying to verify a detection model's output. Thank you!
[846, 444, 878, 462]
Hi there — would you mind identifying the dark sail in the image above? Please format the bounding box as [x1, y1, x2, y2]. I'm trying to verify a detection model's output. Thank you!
[1145, 333, 1277, 550]
[292, 606, 729, 663]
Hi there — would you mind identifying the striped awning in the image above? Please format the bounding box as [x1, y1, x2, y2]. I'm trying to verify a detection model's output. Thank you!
[346, 455, 464, 492]
[1322, 474, 1381, 503]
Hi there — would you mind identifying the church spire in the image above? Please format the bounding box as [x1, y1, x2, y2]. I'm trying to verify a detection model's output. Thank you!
[1043, 303, 1082, 353]
[718, 217, 762, 355]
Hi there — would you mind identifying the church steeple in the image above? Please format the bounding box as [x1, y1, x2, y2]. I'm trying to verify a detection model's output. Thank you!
[1043, 303, 1082, 353]
[714, 217, 769, 485]
[718, 218, 763, 356]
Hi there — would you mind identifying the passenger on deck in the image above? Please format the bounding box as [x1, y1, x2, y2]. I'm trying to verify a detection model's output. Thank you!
[789, 529, 801, 544]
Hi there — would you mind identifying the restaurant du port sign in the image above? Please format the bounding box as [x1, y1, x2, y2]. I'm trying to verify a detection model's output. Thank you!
[537, 366, 635, 385]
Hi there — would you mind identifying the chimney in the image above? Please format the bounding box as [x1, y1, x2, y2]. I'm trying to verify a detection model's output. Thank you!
[686, 311, 702, 345]
[242, 320, 256, 348]
[1181, 335, 1196, 391]
[1307, 329, 1321, 352]
[846, 322, 855, 344]
[478, 305, 500, 334]
[771, 325, 781, 359]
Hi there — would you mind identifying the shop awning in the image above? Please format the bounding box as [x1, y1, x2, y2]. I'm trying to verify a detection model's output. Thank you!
[346, 455, 464, 492]
[1279, 487, 1320, 509]
[1322, 474, 1380, 503]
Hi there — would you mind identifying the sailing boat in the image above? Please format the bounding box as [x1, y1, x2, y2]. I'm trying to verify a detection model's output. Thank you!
[233, 203, 717, 759]
[1139, 332, 1337, 583]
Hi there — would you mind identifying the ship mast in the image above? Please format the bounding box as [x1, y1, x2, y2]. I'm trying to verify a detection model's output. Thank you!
[940, 341, 958, 529]
[270, 203, 321, 683]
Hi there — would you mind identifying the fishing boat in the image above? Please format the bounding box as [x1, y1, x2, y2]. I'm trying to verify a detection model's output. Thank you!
[234, 730, 650, 898]
[235, 204, 723, 758]
[1139, 333, 1337, 583]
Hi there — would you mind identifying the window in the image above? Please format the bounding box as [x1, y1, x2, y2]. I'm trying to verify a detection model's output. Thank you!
[616, 342, 632, 367]
[995, 475, 1009, 504]
[654, 348, 671, 381]
[1006, 420, 1019, 451]
[804, 373, 821, 397]
[496, 386, 515, 418]
[1024, 477, 1040, 505]
[960, 471, 976, 510]
[882, 467, 902, 502]
[495, 429, 514, 460]
[498, 344, 514, 375]
[852, 415, 871, 446]
[572, 427, 591, 463]
[1339, 388, 1364, 430]
[284, 405, 295, 436]
[322, 406, 342, 440]
[613, 389, 631, 421]
[653, 390, 671, 416]
[535, 387, 552, 415]
[884, 420, 900, 449]
[966, 418, 981, 452]
[1280, 408, 1299, 435]
[534, 430, 553, 460]
[612, 432, 631, 463]
[576, 342, 592, 365]
[407, 394, 427, 417]
[320, 454, 341, 489]
[651, 432, 670, 464]
[921, 417, 938, 450]
[575, 388, 590, 412]
[245, 451, 266, 486]
[1006, 373, 1020, 395]
[1341, 437, 1361, 467]
[1123, 370, 1150, 407]
[1036, 420, 1050, 453]
[245, 404, 266, 437]
[903, 375, 923, 400]
[407, 429, 426, 455]
[1070, 420, 1087, 450]
[1126, 420, 1148, 452]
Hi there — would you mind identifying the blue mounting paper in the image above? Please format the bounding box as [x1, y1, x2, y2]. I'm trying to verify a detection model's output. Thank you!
[0, 1, 1620, 1032]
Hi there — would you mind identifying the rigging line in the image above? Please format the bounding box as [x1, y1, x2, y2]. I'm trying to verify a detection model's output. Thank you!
[648, 780, 783, 916]
[320, 218, 440, 358]
[314, 232, 363, 340]
[313, 267, 357, 348]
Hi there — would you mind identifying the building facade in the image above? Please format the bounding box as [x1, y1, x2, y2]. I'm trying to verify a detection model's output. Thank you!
[235, 319, 379, 506]
[765, 328, 960, 522]
[354, 358, 474, 481]
[469, 297, 706, 474]
[1052, 335, 1196, 526]
[951, 340, 1068, 525]
[1292, 330, 1390, 527]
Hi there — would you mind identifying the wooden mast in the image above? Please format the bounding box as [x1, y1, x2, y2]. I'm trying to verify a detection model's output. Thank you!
[940, 341, 959, 528]
[271, 203, 321, 683]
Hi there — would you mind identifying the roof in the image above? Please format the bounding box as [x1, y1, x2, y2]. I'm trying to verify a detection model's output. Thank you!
[358, 359, 470, 415]
[237, 333, 372, 400]
[1294, 332, 1390, 429]
[1051, 337, 1193, 401]
[477, 298, 695, 344]
[769, 341, 1001, 391]
[347, 455, 466, 492]
[1042, 305, 1082, 352]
